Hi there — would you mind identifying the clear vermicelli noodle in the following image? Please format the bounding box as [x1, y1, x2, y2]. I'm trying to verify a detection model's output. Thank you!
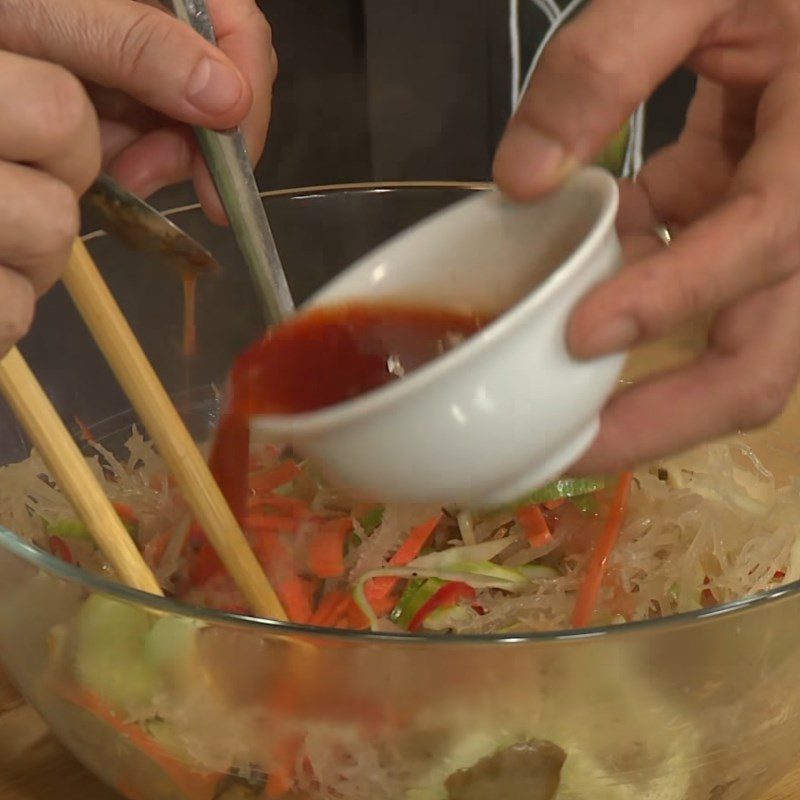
[1, 427, 797, 634]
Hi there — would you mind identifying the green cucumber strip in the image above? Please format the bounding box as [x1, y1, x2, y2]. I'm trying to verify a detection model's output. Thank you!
[390, 579, 443, 629]
[524, 477, 608, 505]
[46, 518, 93, 541]
[360, 506, 385, 535]
[570, 493, 600, 514]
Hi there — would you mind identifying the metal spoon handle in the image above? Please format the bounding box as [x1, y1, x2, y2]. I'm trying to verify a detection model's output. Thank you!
[196, 127, 294, 324]
[166, 0, 294, 325]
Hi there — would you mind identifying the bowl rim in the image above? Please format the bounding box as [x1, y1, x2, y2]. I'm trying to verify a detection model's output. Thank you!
[5, 179, 793, 646]
[3, 521, 798, 645]
[81, 179, 495, 245]
[248, 168, 619, 438]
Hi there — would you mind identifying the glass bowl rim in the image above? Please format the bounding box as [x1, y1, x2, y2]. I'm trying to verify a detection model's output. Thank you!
[3, 180, 797, 646]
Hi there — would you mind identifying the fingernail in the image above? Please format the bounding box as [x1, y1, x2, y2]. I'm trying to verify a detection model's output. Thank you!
[187, 58, 244, 115]
[581, 317, 638, 357]
[494, 124, 577, 197]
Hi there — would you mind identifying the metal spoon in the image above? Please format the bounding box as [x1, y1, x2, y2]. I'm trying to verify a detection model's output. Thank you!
[164, 0, 295, 326]
[83, 172, 220, 277]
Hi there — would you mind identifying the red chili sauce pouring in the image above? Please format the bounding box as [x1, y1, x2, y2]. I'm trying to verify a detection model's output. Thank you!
[209, 303, 490, 523]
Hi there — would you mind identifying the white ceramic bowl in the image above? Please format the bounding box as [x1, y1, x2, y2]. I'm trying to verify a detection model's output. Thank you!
[250, 167, 624, 507]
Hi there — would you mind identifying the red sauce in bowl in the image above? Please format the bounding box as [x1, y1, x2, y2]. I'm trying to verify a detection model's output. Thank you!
[229, 303, 488, 415]
[209, 302, 489, 523]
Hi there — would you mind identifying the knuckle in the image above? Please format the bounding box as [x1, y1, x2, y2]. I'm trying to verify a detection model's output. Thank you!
[232, 1, 272, 40]
[732, 191, 797, 285]
[671, 277, 715, 323]
[241, 5, 276, 75]
[31, 64, 92, 145]
[74, 138, 102, 197]
[0, 280, 35, 348]
[735, 369, 793, 429]
[634, 266, 712, 339]
[33, 181, 80, 262]
[115, 7, 173, 78]
[546, 28, 642, 106]
[247, 4, 273, 44]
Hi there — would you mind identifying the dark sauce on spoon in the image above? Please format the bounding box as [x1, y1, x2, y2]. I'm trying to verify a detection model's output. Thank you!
[209, 303, 489, 523]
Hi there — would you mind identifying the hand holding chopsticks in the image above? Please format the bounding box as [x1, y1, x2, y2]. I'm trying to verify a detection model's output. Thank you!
[0, 240, 287, 622]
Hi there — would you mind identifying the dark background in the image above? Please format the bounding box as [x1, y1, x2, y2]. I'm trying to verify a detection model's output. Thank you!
[141, 0, 695, 213]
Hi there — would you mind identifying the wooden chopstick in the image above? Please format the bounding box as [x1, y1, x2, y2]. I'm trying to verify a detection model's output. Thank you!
[63, 240, 287, 622]
[0, 347, 163, 595]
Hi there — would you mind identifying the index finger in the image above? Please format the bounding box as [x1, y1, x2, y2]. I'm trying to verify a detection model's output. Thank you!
[568, 70, 800, 361]
[571, 270, 800, 475]
[6, 0, 252, 130]
[190, 0, 276, 223]
[493, 0, 728, 200]
[208, 0, 275, 166]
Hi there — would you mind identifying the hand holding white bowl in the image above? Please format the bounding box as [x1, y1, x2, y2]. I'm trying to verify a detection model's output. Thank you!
[494, 0, 800, 476]
[251, 167, 623, 507]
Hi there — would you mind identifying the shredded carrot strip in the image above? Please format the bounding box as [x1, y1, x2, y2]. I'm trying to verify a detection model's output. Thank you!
[246, 513, 302, 535]
[571, 472, 633, 628]
[250, 461, 301, 493]
[309, 590, 343, 627]
[277, 576, 315, 624]
[362, 581, 391, 607]
[65, 690, 220, 799]
[363, 514, 442, 609]
[112, 502, 138, 525]
[516, 504, 552, 548]
[307, 518, 352, 578]
[188, 542, 224, 586]
[391, 514, 441, 566]
[345, 595, 390, 630]
[543, 498, 565, 510]
[310, 590, 351, 627]
[209, 413, 250, 526]
[266, 734, 303, 797]
[264, 493, 309, 515]
[345, 599, 370, 630]
[251, 531, 292, 573]
[74, 416, 96, 442]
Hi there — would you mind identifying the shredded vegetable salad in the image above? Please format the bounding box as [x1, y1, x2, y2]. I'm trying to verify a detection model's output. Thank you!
[1, 427, 798, 633]
[2, 427, 800, 800]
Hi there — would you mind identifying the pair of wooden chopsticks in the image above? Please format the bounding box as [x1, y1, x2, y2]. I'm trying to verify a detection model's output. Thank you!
[0, 240, 287, 621]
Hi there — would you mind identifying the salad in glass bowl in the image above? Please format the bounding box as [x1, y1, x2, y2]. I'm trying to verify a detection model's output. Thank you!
[0, 185, 799, 800]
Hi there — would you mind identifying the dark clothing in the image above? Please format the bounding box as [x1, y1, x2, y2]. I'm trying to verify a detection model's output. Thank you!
[136, 1, 694, 214]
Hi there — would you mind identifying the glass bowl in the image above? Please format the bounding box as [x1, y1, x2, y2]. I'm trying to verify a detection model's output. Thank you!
[0, 184, 799, 800]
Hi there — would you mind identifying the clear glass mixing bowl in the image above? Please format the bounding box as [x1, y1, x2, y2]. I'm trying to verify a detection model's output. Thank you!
[0, 184, 799, 800]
